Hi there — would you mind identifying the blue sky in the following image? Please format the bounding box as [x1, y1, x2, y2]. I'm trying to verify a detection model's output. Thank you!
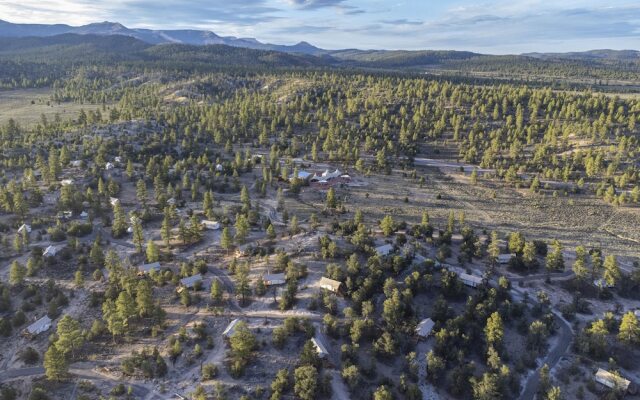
[1, 0, 639, 53]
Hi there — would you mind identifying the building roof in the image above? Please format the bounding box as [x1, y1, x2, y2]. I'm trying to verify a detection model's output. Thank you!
[223, 319, 241, 338]
[497, 253, 516, 264]
[375, 243, 394, 256]
[595, 368, 631, 391]
[311, 337, 329, 358]
[139, 262, 160, 274]
[263, 273, 286, 285]
[180, 274, 203, 288]
[18, 224, 31, 233]
[319, 277, 342, 292]
[459, 273, 483, 286]
[201, 220, 221, 230]
[416, 318, 435, 337]
[289, 170, 313, 180]
[43, 245, 59, 257]
[110, 197, 120, 206]
[26, 316, 52, 335]
[60, 179, 74, 186]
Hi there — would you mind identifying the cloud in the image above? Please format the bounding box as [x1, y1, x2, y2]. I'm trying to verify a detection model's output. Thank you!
[380, 18, 423, 26]
[287, 0, 345, 10]
[270, 24, 332, 34]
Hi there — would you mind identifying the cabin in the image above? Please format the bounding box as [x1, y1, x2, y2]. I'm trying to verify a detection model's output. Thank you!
[263, 273, 286, 286]
[498, 254, 516, 265]
[18, 224, 31, 234]
[223, 319, 241, 339]
[289, 170, 313, 181]
[43, 245, 59, 258]
[375, 243, 395, 257]
[179, 274, 203, 291]
[415, 318, 435, 339]
[311, 337, 330, 359]
[202, 220, 221, 230]
[110, 197, 120, 207]
[138, 262, 160, 275]
[60, 179, 74, 186]
[23, 316, 52, 338]
[595, 368, 631, 392]
[319, 277, 343, 294]
[460, 273, 482, 288]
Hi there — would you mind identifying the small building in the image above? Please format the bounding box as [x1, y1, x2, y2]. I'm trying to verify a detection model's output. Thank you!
[497, 254, 516, 265]
[70, 160, 83, 167]
[179, 274, 203, 290]
[114, 156, 122, 163]
[18, 224, 31, 234]
[202, 220, 221, 230]
[289, 170, 313, 181]
[415, 318, 435, 338]
[375, 243, 395, 257]
[215, 164, 223, 172]
[60, 179, 74, 186]
[319, 277, 342, 293]
[43, 245, 59, 258]
[311, 337, 329, 359]
[110, 197, 120, 207]
[460, 273, 482, 288]
[105, 162, 115, 170]
[595, 368, 631, 392]
[263, 273, 286, 286]
[223, 319, 241, 339]
[24, 316, 52, 337]
[138, 262, 160, 275]
[80, 211, 89, 219]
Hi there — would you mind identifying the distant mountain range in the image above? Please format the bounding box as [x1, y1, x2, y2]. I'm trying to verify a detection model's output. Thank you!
[2, 19, 637, 63]
[523, 49, 640, 62]
[0, 19, 325, 55]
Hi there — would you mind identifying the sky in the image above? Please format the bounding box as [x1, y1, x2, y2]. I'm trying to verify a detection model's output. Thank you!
[1, 0, 639, 53]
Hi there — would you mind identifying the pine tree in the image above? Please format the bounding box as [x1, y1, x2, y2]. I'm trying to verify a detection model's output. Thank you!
[136, 280, 154, 318]
[210, 279, 223, 303]
[111, 202, 127, 238]
[55, 315, 84, 357]
[131, 216, 144, 253]
[619, 311, 640, 345]
[221, 227, 233, 252]
[44, 344, 68, 381]
[380, 215, 395, 236]
[326, 187, 337, 209]
[146, 240, 159, 263]
[266, 224, 276, 240]
[9, 260, 25, 285]
[161, 214, 171, 249]
[603, 255, 621, 287]
[485, 312, 504, 347]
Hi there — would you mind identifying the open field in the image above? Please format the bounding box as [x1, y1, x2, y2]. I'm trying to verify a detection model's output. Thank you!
[0, 88, 104, 126]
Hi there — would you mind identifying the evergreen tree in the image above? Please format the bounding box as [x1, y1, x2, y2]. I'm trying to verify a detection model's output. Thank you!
[619, 311, 640, 345]
[44, 344, 68, 381]
[146, 240, 159, 263]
